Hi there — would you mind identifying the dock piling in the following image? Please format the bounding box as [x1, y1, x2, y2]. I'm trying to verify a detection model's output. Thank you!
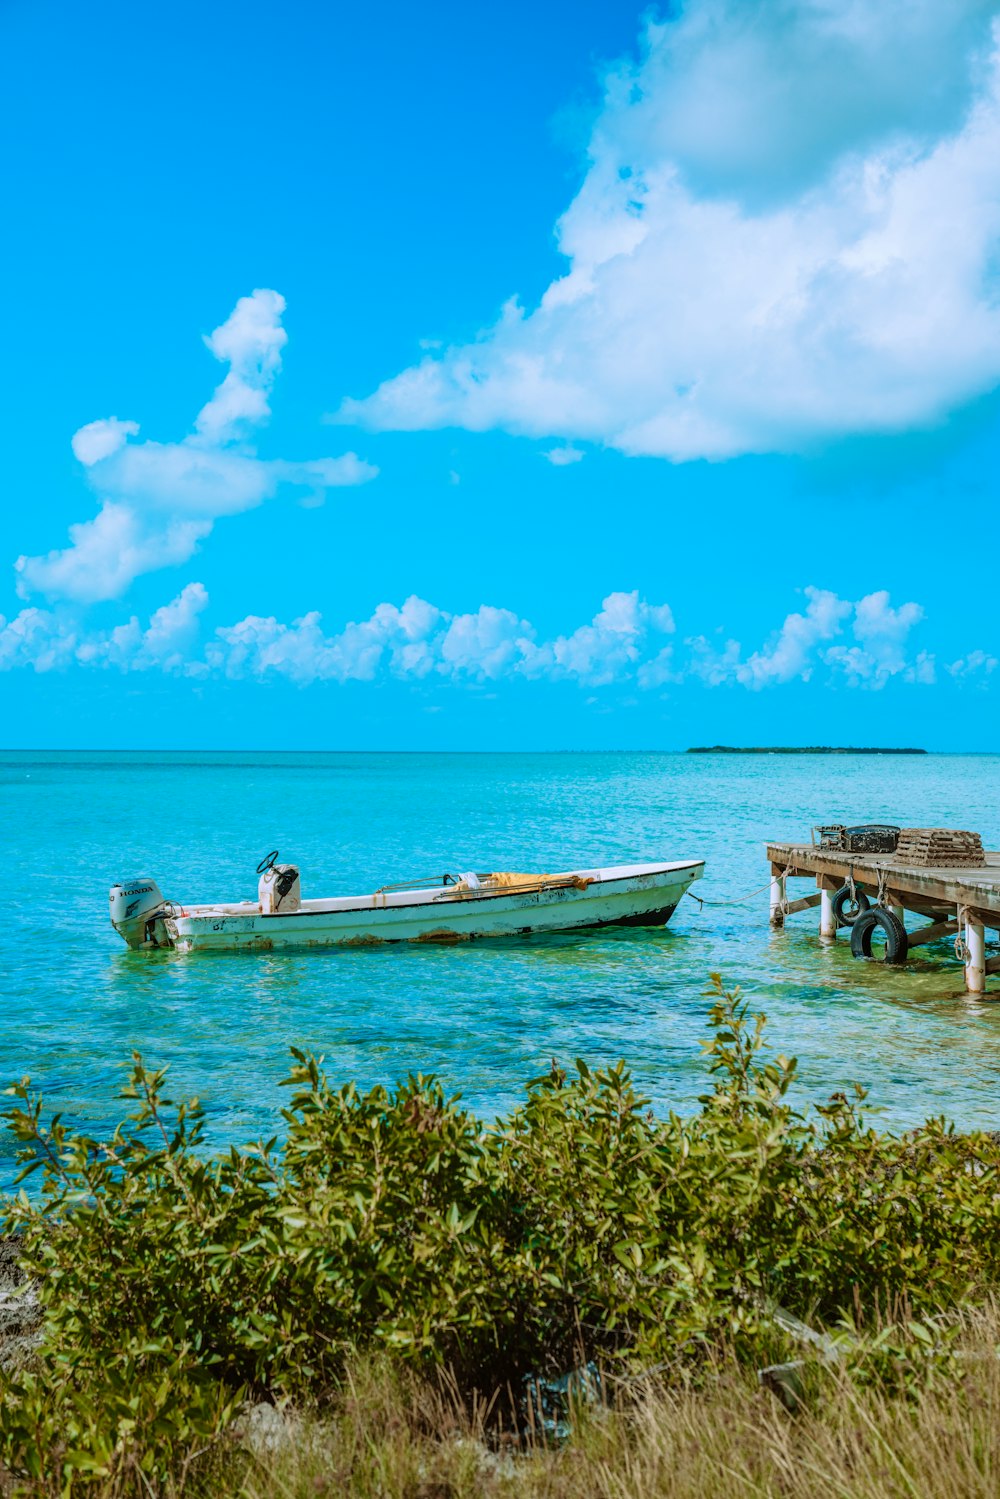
[965, 914, 986, 994]
[765, 838, 999, 993]
[819, 883, 837, 939]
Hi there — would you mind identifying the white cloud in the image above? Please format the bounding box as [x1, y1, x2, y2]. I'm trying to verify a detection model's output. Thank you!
[948, 648, 998, 678]
[15, 503, 212, 606]
[195, 288, 287, 443]
[338, 2, 1000, 460]
[0, 582, 986, 695]
[438, 606, 534, 679]
[200, 591, 674, 687]
[689, 587, 930, 690]
[598, 0, 995, 204]
[637, 645, 679, 689]
[906, 650, 937, 686]
[134, 581, 210, 670]
[543, 446, 584, 466]
[5, 582, 211, 676]
[17, 290, 377, 603]
[0, 588, 676, 688]
[0, 607, 79, 673]
[824, 590, 928, 686]
[203, 596, 448, 686]
[686, 636, 744, 688]
[519, 591, 675, 685]
[741, 587, 851, 687]
[71, 418, 140, 466]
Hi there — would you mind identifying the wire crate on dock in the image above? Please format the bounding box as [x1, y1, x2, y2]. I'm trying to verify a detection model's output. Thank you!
[811, 824, 899, 854]
[894, 828, 985, 868]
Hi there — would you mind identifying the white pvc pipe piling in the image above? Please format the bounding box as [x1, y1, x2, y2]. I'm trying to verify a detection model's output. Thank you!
[820, 887, 837, 939]
[965, 916, 986, 994]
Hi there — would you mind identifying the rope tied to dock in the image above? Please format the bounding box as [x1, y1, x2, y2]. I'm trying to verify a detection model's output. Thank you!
[955, 905, 970, 964]
[686, 865, 794, 910]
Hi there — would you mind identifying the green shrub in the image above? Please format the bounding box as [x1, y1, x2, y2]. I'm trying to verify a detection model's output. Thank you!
[2, 975, 1000, 1491]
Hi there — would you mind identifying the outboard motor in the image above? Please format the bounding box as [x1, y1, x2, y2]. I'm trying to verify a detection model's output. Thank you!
[257, 851, 301, 914]
[109, 879, 167, 949]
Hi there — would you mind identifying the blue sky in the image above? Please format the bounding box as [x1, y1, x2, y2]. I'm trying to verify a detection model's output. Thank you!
[2, 0, 999, 749]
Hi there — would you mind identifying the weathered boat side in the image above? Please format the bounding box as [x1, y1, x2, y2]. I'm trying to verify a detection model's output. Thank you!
[154, 861, 704, 953]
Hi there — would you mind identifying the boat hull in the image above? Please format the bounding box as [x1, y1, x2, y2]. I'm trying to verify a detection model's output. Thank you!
[161, 862, 704, 953]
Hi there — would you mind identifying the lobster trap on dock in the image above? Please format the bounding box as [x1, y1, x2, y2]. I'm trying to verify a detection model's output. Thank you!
[765, 825, 998, 993]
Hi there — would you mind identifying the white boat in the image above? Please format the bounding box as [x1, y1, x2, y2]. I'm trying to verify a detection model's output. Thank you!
[109, 853, 705, 953]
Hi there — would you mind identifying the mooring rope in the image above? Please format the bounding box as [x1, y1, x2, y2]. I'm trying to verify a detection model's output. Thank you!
[686, 864, 794, 910]
[955, 905, 970, 964]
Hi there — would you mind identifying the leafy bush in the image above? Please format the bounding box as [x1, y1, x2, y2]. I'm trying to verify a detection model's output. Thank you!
[2, 975, 1000, 1491]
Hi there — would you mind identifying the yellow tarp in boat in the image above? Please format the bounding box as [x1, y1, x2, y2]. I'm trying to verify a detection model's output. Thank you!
[449, 871, 591, 897]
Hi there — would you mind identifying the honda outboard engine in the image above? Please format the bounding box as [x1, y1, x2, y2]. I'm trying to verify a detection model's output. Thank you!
[257, 851, 301, 914]
[109, 879, 167, 948]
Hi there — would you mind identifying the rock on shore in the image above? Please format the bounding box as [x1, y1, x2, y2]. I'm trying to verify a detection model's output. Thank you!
[0, 1238, 39, 1370]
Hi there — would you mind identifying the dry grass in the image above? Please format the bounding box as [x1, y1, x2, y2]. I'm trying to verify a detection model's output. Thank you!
[232, 1307, 1000, 1499]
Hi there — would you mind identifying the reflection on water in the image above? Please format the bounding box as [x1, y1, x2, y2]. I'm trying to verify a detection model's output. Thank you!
[1, 750, 1000, 1186]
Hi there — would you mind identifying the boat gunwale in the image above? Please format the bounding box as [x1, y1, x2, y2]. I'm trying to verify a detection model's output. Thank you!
[175, 860, 705, 924]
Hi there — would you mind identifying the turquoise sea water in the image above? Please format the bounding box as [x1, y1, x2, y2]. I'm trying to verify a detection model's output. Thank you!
[2, 750, 999, 1186]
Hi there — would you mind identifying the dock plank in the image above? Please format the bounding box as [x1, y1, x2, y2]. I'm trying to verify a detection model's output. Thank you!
[766, 843, 1000, 923]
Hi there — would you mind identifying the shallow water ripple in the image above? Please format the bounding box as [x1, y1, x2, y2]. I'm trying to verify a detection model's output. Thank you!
[1, 750, 998, 1186]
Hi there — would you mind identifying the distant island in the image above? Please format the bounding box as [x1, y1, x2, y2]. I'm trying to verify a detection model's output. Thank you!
[687, 745, 928, 755]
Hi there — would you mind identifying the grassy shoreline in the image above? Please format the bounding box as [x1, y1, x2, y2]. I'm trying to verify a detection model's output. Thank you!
[3, 977, 1000, 1494]
[231, 1331, 1000, 1499]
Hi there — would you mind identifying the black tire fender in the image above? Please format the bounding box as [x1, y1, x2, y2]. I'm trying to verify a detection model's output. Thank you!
[850, 907, 909, 964]
[831, 883, 870, 927]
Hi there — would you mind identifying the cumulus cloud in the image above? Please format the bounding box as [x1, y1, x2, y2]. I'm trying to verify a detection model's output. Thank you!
[740, 587, 851, 688]
[948, 648, 998, 678]
[14, 502, 213, 607]
[688, 587, 930, 690]
[205, 596, 448, 685]
[0, 588, 677, 688]
[337, 0, 1000, 460]
[0, 582, 972, 695]
[195, 288, 287, 442]
[0, 608, 79, 673]
[201, 591, 673, 687]
[0, 583, 209, 675]
[71, 418, 140, 466]
[438, 606, 534, 679]
[637, 646, 679, 689]
[519, 592, 675, 685]
[824, 591, 930, 686]
[135, 582, 210, 664]
[603, 0, 996, 204]
[17, 290, 377, 603]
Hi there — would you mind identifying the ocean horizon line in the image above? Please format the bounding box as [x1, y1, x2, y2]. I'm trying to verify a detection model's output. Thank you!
[0, 746, 991, 757]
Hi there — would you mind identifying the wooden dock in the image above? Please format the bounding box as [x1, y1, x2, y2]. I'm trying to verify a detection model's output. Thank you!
[765, 840, 1000, 993]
